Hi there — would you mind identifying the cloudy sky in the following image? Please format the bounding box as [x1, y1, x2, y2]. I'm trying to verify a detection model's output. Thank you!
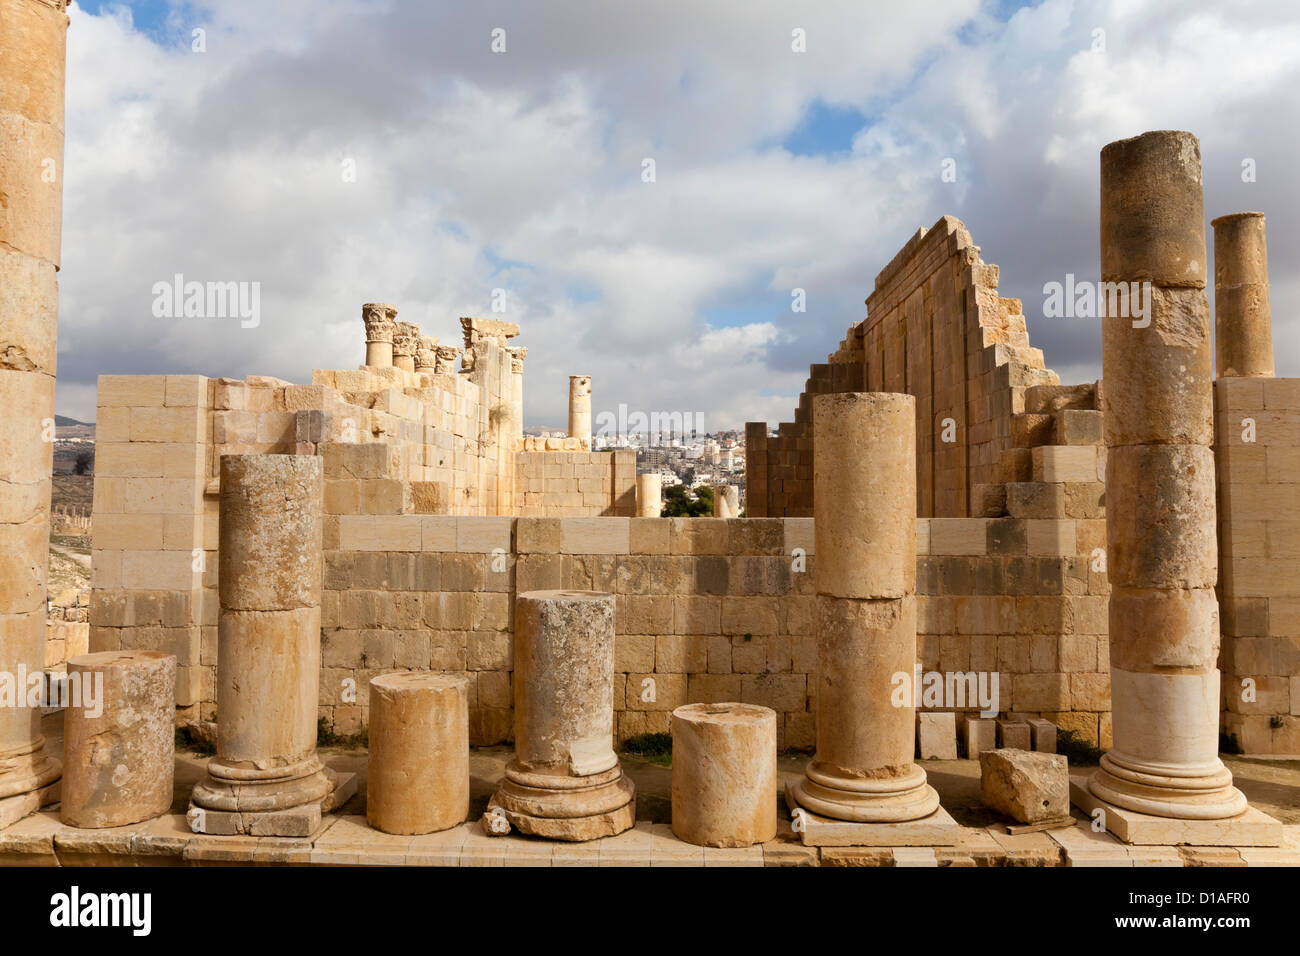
[54, 0, 1300, 428]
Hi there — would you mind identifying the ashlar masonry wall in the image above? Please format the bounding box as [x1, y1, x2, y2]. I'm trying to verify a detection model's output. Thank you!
[311, 514, 1113, 750]
[1215, 376, 1300, 754]
[748, 215, 1060, 519]
[89, 351, 634, 719]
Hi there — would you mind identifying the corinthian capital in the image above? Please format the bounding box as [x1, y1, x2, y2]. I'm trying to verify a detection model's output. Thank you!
[362, 303, 397, 343]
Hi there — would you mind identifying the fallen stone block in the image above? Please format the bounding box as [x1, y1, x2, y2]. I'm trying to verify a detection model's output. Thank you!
[980, 748, 1069, 824]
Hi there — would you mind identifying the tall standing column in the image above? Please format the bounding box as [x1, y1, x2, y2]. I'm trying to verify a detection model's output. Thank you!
[486, 590, 635, 840]
[568, 375, 591, 449]
[1089, 130, 1246, 820]
[789, 392, 938, 822]
[1211, 212, 1274, 378]
[507, 347, 526, 439]
[0, 0, 68, 829]
[362, 303, 397, 368]
[188, 455, 355, 835]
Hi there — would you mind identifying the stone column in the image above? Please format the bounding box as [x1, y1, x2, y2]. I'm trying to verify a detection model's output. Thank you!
[434, 345, 461, 375]
[0, 0, 69, 830]
[189, 455, 355, 836]
[367, 673, 469, 835]
[789, 392, 938, 822]
[568, 375, 591, 449]
[393, 321, 419, 373]
[1089, 130, 1246, 820]
[713, 484, 739, 518]
[1212, 212, 1274, 378]
[362, 303, 397, 368]
[507, 346, 526, 439]
[414, 335, 439, 374]
[636, 473, 662, 517]
[62, 650, 175, 828]
[671, 702, 776, 847]
[486, 590, 635, 840]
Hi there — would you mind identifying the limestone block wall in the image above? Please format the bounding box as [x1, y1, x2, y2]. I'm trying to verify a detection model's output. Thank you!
[512, 449, 636, 517]
[747, 216, 1059, 518]
[90, 374, 214, 715]
[1215, 376, 1300, 754]
[44, 588, 88, 670]
[309, 515, 1114, 750]
[919, 516, 1111, 748]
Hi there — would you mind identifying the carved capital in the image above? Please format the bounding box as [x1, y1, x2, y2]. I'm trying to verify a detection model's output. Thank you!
[460, 315, 522, 349]
[392, 322, 421, 358]
[415, 335, 440, 371]
[434, 345, 462, 375]
[362, 303, 397, 343]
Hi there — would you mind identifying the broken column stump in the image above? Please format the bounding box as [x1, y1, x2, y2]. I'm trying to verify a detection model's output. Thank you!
[485, 590, 634, 841]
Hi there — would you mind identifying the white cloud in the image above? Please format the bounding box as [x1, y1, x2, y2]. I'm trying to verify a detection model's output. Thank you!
[52, 0, 1300, 430]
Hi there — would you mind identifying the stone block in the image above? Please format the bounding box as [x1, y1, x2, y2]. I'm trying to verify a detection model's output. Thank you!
[996, 719, 1032, 750]
[917, 711, 958, 759]
[1027, 717, 1057, 753]
[979, 748, 1069, 824]
[961, 715, 997, 758]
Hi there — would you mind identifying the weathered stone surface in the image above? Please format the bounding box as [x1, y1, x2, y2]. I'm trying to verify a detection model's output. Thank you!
[635, 473, 661, 518]
[218, 455, 323, 611]
[368, 673, 469, 835]
[811, 392, 916, 599]
[568, 375, 592, 447]
[1212, 212, 1273, 378]
[670, 702, 776, 847]
[790, 392, 937, 825]
[488, 590, 634, 840]
[62, 650, 175, 828]
[918, 711, 958, 760]
[1105, 444, 1217, 591]
[1100, 130, 1206, 288]
[361, 303, 397, 368]
[980, 748, 1068, 824]
[0, 0, 67, 829]
[1093, 128, 1248, 825]
[1101, 287, 1213, 447]
[190, 454, 348, 833]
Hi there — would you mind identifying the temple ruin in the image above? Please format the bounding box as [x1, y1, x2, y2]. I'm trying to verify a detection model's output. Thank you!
[0, 0, 1295, 867]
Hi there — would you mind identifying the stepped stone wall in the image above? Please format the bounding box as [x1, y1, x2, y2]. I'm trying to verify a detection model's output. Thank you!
[747, 216, 1059, 519]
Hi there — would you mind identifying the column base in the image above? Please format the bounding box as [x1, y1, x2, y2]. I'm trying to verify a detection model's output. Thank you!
[783, 780, 960, 846]
[485, 760, 636, 842]
[1088, 751, 1247, 819]
[0, 779, 60, 832]
[788, 760, 940, 823]
[188, 763, 356, 837]
[0, 742, 62, 800]
[1071, 774, 1281, 846]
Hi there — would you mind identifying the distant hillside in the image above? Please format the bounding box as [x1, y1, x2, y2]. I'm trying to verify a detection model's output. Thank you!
[55, 415, 92, 427]
[52, 474, 93, 513]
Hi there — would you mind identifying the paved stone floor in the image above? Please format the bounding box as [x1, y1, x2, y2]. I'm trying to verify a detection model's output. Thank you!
[2, 715, 1294, 866]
